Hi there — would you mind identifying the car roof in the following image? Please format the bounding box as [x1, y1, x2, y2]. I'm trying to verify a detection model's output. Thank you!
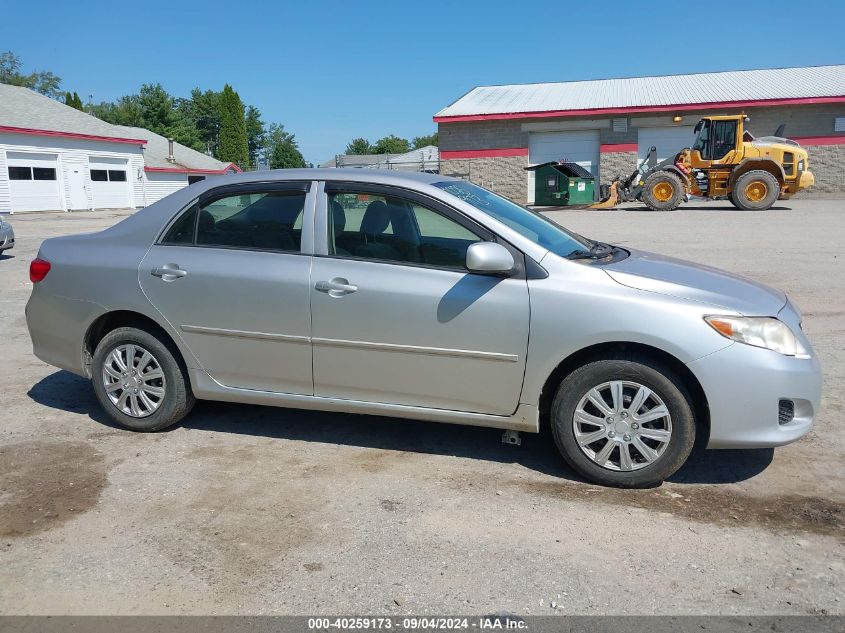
[204, 168, 455, 189]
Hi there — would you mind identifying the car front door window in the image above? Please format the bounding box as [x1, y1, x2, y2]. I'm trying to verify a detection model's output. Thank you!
[328, 192, 483, 269]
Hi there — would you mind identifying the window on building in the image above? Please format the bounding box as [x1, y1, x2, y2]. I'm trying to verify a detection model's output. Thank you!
[90, 169, 108, 182]
[8, 166, 32, 180]
[108, 170, 127, 182]
[32, 167, 57, 180]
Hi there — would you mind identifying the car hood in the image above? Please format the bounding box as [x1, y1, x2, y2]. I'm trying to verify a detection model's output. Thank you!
[604, 249, 787, 315]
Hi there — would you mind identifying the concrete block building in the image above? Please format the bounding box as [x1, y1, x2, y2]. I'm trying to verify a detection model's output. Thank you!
[435, 65, 845, 204]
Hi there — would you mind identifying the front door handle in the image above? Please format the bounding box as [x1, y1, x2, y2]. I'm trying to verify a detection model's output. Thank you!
[315, 278, 358, 296]
[151, 264, 188, 281]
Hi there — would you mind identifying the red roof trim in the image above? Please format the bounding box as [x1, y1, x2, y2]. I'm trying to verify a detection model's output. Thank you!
[144, 163, 242, 174]
[440, 147, 528, 159]
[0, 125, 147, 145]
[434, 96, 845, 123]
[600, 143, 637, 153]
[793, 135, 845, 145]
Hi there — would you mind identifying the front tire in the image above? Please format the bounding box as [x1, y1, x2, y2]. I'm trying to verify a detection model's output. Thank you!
[550, 356, 696, 488]
[730, 170, 780, 210]
[641, 171, 685, 211]
[92, 326, 195, 432]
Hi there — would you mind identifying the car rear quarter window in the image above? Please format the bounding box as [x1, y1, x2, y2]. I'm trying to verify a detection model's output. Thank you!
[162, 205, 198, 244]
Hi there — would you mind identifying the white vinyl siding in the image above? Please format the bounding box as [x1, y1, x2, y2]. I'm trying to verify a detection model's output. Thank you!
[142, 171, 189, 205]
[528, 130, 600, 204]
[638, 126, 698, 162]
[6, 151, 62, 212]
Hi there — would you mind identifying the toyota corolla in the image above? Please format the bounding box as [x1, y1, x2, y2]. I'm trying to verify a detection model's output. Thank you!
[25, 170, 821, 487]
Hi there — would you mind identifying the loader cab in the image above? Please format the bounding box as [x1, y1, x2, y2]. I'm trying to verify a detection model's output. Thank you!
[691, 117, 743, 164]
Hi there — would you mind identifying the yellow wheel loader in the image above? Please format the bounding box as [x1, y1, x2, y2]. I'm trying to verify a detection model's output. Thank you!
[592, 114, 815, 211]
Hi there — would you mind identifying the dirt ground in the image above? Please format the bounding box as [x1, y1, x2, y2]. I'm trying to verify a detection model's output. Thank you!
[0, 199, 842, 615]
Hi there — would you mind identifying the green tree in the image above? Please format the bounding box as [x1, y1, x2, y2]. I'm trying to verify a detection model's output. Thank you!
[90, 95, 143, 127]
[217, 84, 249, 167]
[137, 83, 173, 135]
[0, 52, 23, 84]
[189, 88, 222, 156]
[267, 123, 305, 169]
[64, 91, 84, 111]
[372, 135, 410, 154]
[412, 132, 438, 148]
[345, 137, 372, 155]
[245, 105, 266, 167]
[0, 51, 63, 97]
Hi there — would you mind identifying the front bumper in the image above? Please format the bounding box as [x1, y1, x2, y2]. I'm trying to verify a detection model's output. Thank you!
[0, 225, 14, 251]
[687, 341, 822, 449]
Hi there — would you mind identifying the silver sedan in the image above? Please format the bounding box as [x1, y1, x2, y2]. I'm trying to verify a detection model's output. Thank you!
[0, 217, 14, 254]
[25, 170, 822, 487]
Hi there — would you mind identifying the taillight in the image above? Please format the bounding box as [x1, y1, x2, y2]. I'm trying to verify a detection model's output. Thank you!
[30, 258, 51, 283]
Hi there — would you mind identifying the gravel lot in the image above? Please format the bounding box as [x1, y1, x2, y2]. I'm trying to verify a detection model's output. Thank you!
[0, 199, 842, 615]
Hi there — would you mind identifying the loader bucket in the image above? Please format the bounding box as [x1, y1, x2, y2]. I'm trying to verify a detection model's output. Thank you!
[590, 181, 620, 209]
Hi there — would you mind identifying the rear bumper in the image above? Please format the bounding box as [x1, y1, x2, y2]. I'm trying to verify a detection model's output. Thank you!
[26, 288, 101, 377]
[687, 342, 822, 449]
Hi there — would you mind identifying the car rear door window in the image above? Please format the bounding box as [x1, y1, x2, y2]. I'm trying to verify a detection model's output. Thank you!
[328, 192, 482, 269]
[194, 191, 306, 251]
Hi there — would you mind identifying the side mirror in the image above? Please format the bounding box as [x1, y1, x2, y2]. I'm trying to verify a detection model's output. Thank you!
[466, 242, 515, 275]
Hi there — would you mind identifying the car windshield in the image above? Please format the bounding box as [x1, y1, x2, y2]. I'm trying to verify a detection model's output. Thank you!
[433, 180, 592, 258]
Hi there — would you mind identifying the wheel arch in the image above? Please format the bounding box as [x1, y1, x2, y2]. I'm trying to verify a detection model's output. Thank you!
[83, 310, 192, 389]
[663, 165, 690, 186]
[729, 159, 785, 188]
[537, 341, 710, 448]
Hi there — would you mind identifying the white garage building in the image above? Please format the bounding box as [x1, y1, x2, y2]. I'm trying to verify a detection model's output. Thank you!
[0, 84, 240, 214]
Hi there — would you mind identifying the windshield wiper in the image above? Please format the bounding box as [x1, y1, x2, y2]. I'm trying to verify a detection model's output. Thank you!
[567, 241, 615, 260]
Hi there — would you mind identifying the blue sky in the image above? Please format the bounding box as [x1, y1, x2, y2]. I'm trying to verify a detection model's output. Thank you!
[3, 0, 844, 164]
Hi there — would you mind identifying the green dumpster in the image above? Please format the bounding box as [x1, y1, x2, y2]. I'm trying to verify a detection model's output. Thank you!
[525, 161, 596, 206]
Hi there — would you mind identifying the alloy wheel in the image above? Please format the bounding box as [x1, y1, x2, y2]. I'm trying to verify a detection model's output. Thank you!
[572, 380, 672, 471]
[101, 343, 167, 418]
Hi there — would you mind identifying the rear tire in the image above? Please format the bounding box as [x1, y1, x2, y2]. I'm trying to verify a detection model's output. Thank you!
[550, 355, 696, 488]
[641, 171, 685, 211]
[731, 170, 780, 210]
[91, 326, 194, 432]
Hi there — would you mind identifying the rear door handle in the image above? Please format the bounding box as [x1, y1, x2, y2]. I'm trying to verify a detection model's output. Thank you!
[151, 264, 188, 280]
[315, 278, 358, 296]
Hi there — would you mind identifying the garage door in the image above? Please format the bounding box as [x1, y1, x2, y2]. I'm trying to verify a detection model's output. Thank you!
[528, 130, 599, 203]
[6, 152, 62, 212]
[89, 157, 130, 209]
[638, 126, 697, 162]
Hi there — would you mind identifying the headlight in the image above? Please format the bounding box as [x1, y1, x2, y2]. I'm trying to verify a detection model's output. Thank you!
[704, 316, 809, 358]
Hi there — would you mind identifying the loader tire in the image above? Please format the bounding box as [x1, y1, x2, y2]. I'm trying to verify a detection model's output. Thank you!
[731, 170, 780, 210]
[642, 171, 685, 211]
